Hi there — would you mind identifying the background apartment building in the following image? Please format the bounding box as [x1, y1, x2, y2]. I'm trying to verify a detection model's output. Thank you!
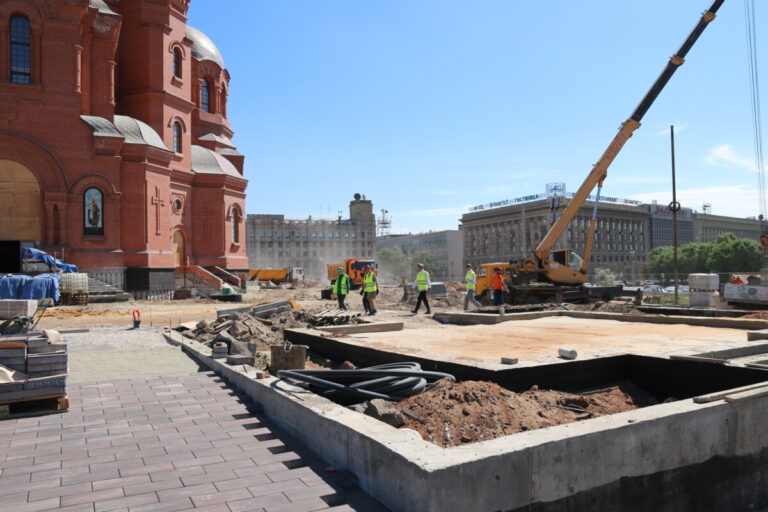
[461, 192, 649, 279]
[376, 230, 464, 281]
[246, 194, 376, 279]
[691, 212, 763, 243]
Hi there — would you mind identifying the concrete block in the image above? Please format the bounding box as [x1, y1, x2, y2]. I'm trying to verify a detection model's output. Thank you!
[689, 291, 715, 307]
[24, 376, 67, 390]
[28, 344, 67, 354]
[500, 357, 518, 365]
[226, 355, 252, 365]
[558, 347, 578, 360]
[0, 300, 37, 320]
[0, 348, 26, 359]
[27, 353, 67, 365]
[317, 322, 404, 335]
[24, 362, 66, 372]
[689, 274, 719, 291]
[0, 386, 66, 402]
[25, 337, 50, 348]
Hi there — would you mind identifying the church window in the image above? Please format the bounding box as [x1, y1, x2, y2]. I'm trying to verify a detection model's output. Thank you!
[173, 48, 182, 78]
[201, 79, 211, 113]
[10, 15, 32, 84]
[173, 122, 182, 153]
[231, 210, 240, 244]
[84, 188, 104, 236]
[220, 86, 227, 117]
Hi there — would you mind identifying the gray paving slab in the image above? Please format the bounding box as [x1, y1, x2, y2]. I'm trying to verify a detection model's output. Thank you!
[0, 371, 387, 511]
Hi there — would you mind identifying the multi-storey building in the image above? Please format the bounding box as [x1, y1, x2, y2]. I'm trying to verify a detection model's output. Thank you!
[691, 213, 763, 243]
[647, 202, 694, 248]
[461, 192, 650, 278]
[376, 230, 464, 281]
[246, 195, 376, 279]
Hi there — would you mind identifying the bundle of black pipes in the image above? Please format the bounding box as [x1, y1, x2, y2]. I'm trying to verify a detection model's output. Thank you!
[277, 362, 454, 402]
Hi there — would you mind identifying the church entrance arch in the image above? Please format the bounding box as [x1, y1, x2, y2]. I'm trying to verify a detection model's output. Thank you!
[173, 230, 186, 268]
[0, 159, 41, 272]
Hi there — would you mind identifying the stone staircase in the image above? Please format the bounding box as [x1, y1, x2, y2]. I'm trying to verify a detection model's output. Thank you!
[86, 276, 132, 303]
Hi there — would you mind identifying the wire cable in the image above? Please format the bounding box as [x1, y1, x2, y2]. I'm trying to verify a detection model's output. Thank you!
[277, 362, 454, 402]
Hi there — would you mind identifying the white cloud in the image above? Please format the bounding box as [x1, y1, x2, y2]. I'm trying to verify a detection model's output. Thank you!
[705, 144, 757, 173]
[630, 184, 760, 218]
[653, 122, 690, 137]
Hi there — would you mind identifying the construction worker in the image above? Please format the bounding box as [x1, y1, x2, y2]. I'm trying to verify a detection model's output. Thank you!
[332, 266, 350, 310]
[491, 267, 509, 316]
[361, 265, 378, 316]
[412, 263, 431, 314]
[463, 264, 481, 311]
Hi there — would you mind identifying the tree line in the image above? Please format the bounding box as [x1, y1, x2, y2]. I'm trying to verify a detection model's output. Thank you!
[645, 233, 766, 275]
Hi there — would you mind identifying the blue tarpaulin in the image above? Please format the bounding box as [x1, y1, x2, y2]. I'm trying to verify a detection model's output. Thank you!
[21, 248, 78, 273]
[0, 274, 60, 302]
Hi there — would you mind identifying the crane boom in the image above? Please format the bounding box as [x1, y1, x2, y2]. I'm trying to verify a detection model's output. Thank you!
[533, 0, 726, 263]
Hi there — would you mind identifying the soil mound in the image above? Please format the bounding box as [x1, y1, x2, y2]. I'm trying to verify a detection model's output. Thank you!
[394, 379, 655, 447]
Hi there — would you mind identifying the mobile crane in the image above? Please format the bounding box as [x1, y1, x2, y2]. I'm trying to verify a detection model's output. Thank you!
[479, 0, 726, 304]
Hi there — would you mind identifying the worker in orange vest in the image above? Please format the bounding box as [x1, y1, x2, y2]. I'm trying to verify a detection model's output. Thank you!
[491, 267, 509, 316]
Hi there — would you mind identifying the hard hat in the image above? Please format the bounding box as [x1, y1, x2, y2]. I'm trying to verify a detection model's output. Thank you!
[337, 267, 344, 272]
[363, 265, 371, 270]
[465, 264, 472, 268]
[417, 263, 425, 268]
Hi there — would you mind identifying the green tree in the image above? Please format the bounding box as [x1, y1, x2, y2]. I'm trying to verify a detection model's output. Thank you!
[376, 248, 411, 282]
[409, 250, 437, 278]
[645, 246, 674, 275]
[593, 266, 622, 286]
[706, 233, 765, 272]
[678, 242, 711, 274]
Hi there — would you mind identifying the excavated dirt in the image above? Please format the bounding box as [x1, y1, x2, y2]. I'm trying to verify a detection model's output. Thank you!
[395, 379, 657, 447]
[740, 311, 768, 320]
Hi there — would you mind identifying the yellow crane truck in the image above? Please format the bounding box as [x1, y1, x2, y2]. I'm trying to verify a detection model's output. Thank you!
[477, 0, 725, 305]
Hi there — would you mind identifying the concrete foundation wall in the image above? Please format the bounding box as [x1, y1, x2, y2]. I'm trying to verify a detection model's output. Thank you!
[167, 332, 768, 512]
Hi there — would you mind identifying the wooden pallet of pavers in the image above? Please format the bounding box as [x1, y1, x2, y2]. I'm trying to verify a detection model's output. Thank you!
[0, 393, 69, 419]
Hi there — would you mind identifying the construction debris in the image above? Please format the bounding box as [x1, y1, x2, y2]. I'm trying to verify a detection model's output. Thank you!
[309, 309, 362, 327]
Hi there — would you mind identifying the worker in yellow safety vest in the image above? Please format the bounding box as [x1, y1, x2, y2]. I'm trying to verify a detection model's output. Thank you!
[360, 265, 378, 316]
[411, 263, 431, 314]
[463, 264, 481, 311]
[332, 266, 350, 310]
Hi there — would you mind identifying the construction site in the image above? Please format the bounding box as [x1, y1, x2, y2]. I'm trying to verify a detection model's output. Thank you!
[2, 0, 768, 511]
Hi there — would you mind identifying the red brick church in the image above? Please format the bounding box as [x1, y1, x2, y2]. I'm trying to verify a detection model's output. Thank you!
[0, 0, 248, 293]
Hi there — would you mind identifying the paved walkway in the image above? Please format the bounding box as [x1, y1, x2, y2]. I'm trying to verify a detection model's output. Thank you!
[0, 371, 387, 512]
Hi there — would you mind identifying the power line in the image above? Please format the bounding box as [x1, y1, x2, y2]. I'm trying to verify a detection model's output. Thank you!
[744, 0, 765, 219]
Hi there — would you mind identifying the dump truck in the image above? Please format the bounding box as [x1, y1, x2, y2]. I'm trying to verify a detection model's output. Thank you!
[327, 258, 377, 289]
[477, 0, 724, 305]
[248, 267, 304, 284]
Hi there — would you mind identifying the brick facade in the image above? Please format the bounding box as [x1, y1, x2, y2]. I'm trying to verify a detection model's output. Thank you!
[0, 0, 247, 275]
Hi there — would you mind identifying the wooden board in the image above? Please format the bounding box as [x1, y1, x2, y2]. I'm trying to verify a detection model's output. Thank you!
[693, 381, 768, 403]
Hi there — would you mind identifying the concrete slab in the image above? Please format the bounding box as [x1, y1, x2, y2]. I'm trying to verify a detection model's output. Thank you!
[316, 322, 404, 335]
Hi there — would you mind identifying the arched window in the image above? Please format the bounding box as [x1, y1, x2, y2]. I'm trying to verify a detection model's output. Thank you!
[173, 122, 182, 153]
[231, 208, 240, 244]
[10, 15, 32, 84]
[84, 188, 104, 236]
[220, 86, 227, 117]
[201, 79, 211, 113]
[173, 48, 182, 78]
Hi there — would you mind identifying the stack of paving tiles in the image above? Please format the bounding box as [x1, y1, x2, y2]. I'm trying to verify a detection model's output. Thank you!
[0, 299, 37, 320]
[0, 331, 67, 404]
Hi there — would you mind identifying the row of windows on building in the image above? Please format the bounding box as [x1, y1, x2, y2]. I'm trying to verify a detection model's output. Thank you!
[251, 230, 373, 239]
[259, 250, 374, 259]
[249, 241, 374, 249]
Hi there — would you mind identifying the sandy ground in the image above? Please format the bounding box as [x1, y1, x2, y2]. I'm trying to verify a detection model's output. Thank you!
[64, 326, 204, 383]
[344, 316, 750, 363]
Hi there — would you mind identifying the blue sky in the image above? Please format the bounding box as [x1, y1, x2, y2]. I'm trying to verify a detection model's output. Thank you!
[188, 0, 764, 234]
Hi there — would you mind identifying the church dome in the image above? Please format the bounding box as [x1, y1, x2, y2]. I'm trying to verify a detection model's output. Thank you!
[186, 26, 225, 69]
